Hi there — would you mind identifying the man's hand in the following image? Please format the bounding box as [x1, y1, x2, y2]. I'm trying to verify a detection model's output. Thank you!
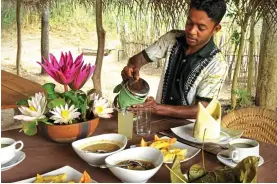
[121, 65, 140, 81]
[131, 96, 159, 114]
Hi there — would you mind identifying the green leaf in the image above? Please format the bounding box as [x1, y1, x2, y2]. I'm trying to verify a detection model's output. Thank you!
[38, 118, 53, 125]
[113, 83, 123, 93]
[22, 121, 37, 136]
[64, 91, 79, 105]
[234, 156, 259, 183]
[16, 99, 29, 106]
[47, 98, 66, 109]
[169, 157, 187, 183]
[80, 104, 87, 120]
[42, 83, 59, 99]
[188, 164, 207, 182]
[192, 171, 216, 183]
[42, 83, 56, 95]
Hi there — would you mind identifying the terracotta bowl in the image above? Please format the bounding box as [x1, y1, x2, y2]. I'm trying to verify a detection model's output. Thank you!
[38, 118, 99, 143]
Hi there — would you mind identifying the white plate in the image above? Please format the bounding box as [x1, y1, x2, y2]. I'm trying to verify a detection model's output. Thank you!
[171, 123, 235, 144]
[217, 150, 264, 168]
[130, 136, 200, 164]
[1, 151, 25, 172]
[15, 166, 97, 183]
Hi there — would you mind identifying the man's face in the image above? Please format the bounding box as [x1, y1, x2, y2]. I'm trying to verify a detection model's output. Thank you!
[185, 7, 221, 47]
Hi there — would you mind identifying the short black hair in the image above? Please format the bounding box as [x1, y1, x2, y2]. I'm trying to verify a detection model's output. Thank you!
[190, 0, 227, 24]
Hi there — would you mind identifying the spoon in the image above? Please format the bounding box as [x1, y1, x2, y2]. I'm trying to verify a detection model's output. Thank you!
[99, 160, 144, 168]
[218, 152, 232, 160]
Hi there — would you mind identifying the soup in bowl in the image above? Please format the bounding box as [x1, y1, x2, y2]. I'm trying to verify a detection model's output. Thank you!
[105, 147, 163, 183]
[72, 134, 127, 166]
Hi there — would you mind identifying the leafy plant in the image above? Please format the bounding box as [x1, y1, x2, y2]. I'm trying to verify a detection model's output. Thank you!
[232, 88, 253, 108]
[14, 51, 113, 136]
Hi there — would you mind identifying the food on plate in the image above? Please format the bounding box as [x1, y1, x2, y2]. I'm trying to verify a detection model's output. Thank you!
[78, 171, 91, 183]
[139, 135, 187, 162]
[168, 156, 260, 183]
[160, 148, 187, 162]
[33, 173, 66, 183]
[193, 99, 221, 140]
[82, 142, 121, 153]
[116, 160, 155, 170]
[33, 171, 91, 183]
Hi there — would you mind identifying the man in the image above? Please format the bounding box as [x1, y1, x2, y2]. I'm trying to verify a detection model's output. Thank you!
[121, 0, 228, 119]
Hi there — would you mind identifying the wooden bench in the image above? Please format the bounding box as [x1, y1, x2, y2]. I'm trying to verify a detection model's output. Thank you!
[1, 70, 44, 109]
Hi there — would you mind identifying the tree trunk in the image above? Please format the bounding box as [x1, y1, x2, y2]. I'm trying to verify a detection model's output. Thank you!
[16, 0, 22, 76]
[41, 3, 49, 75]
[227, 43, 238, 83]
[231, 16, 250, 108]
[255, 19, 277, 111]
[247, 13, 256, 95]
[92, 0, 105, 96]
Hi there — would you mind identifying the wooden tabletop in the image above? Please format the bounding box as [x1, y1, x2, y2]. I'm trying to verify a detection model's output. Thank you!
[2, 116, 277, 183]
[1, 70, 44, 109]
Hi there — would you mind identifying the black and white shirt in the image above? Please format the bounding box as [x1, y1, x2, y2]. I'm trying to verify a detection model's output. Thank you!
[142, 30, 228, 105]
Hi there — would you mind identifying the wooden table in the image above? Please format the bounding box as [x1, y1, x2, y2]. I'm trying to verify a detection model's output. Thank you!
[1, 70, 44, 109]
[2, 116, 277, 183]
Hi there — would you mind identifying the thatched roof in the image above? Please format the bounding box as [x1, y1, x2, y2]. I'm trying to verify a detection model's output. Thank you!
[3, 0, 277, 24]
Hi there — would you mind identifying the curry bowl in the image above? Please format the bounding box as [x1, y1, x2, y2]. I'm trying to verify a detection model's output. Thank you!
[105, 147, 163, 183]
[72, 133, 127, 166]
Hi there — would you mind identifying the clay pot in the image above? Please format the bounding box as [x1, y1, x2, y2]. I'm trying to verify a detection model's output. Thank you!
[38, 118, 99, 143]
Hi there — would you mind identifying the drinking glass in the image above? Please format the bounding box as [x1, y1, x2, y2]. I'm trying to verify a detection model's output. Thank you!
[118, 109, 133, 139]
[135, 107, 151, 135]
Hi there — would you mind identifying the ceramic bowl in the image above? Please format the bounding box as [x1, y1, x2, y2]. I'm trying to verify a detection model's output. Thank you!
[72, 133, 127, 166]
[105, 147, 163, 183]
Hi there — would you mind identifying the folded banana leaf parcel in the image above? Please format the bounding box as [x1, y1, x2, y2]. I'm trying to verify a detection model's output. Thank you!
[169, 156, 259, 183]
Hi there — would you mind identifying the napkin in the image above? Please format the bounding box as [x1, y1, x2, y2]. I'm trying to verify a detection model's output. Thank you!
[193, 98, 221, 140]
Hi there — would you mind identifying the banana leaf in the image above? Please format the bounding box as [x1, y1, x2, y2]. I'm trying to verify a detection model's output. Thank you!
[169, 156, 259, 183]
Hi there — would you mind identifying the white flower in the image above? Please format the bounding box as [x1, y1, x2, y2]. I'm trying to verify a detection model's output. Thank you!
[93, 97, 113, 118]
[50, 104, 81, 124]
[14, 92, 47, 122]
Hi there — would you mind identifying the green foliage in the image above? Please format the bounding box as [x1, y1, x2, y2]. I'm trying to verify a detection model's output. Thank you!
[1, 6, 17, 28]
[232, 88, 253, 108]
[21, 121, 37, 136]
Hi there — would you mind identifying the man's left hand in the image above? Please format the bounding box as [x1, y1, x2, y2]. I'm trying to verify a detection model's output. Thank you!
[131, 96, 159, 114]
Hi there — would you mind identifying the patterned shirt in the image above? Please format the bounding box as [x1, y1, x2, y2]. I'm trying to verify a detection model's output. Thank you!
[142, 30, 228, 105]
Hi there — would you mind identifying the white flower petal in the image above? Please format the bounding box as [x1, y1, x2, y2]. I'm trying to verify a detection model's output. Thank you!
[14, 115, 37, 121]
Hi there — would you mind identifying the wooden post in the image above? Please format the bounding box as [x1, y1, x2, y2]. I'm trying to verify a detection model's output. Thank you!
[92, 0, 106, 96]
[16, 0, 22, 76]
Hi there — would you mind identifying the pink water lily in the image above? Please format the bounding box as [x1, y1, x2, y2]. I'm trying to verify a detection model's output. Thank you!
[38, 51, 83, 86]
[69, 64, 96, 90]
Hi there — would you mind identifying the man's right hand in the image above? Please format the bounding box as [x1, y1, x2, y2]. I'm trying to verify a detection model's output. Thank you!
[121, 65, 140, 81]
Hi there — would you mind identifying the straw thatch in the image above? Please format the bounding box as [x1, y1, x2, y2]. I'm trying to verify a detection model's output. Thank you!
[3, 0, 277, 25]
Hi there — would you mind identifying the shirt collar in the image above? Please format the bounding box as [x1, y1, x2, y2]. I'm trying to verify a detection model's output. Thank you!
[176, 34, 216, 58]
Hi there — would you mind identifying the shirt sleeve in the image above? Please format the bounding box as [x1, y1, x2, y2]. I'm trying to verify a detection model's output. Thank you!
[196, 54, 228, 102]
[142, 30, 178, 63]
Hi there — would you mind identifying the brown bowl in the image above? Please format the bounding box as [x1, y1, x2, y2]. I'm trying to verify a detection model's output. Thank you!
[38, 118, 99, 143]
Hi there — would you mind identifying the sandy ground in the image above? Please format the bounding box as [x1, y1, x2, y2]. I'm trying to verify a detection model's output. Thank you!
[1, 29, 231, 131]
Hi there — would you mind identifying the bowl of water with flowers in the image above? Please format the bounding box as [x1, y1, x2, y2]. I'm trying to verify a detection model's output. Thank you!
[14, 51, 114, 143]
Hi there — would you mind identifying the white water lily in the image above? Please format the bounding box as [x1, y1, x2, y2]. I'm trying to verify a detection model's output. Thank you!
[14, 92, 47, 122]
[50, 104, 81, 124]
[93, 97, 113, 118]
